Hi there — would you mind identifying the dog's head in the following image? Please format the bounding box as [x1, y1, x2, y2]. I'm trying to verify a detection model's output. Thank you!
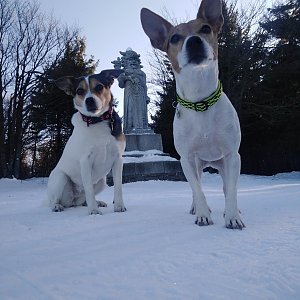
[140, 0, 223, 74]
[54, 69, 124, 117]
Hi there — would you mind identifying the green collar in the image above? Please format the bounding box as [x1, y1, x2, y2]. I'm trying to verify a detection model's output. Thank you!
[176, 80, 222, 112]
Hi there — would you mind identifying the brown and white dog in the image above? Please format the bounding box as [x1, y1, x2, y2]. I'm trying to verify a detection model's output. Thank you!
[141, 0, 245, 229]
[47, 69, 126, 215]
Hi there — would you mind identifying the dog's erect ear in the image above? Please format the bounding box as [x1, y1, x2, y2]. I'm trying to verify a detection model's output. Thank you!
[97, 69, 124, 87]
[140, 8, 173, 52]
[197, 0, 224, 32]
[54, 77, 76, 96]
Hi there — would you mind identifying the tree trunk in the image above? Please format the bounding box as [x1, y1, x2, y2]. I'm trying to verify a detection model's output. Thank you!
[0, 81, 5, 178]
[13, 91, 25, 178]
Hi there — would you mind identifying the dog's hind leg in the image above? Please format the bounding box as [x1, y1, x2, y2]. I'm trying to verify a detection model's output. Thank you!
[48, 169, 74, 212]
[219, 153, 245, 229]
[73, 179, 107, 207]
[180, 157, 213, 226]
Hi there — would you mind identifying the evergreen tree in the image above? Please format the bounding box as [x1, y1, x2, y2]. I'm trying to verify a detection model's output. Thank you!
[219, 1, 267, 115]
[217, 1, 271, 174]
[241, 0, 300, 174]
[28, 37, 97, 177]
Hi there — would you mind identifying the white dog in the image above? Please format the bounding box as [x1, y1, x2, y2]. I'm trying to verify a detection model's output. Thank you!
[141, 0, 245, 229]
[47, 69, 126, 215]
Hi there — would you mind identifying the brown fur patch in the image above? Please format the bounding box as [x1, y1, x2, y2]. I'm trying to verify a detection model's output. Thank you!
[73, 78, 87, 107]
[89, 77, 112, 108]
[88, 77, 103, 92]
[115, 132, 126, 142]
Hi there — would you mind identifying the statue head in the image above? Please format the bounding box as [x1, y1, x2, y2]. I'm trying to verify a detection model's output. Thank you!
[118, 48, 143, 71]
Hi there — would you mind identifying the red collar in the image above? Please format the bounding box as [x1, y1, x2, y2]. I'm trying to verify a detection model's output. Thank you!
[80, 107, 113, 127]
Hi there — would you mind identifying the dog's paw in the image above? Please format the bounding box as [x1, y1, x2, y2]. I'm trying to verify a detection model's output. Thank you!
[195, 214, 214, 226]
[96, 200, 107, 207]
[191, 204, 211, 215]
[224, 213, 245, 230]
[114, 204, 127, 212]
[52, 204, 64, 212]
[88, 208, 103, 215]
[189, 203, 196, 215]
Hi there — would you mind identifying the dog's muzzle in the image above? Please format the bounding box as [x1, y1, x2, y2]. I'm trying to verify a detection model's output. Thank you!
[186, 36, 206, 64]
[85, 97, 98, 112]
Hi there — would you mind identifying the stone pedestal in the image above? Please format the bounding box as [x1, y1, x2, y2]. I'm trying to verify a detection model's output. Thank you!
[125, 133, 163, 152]
[119, 160, 186, 184]
[106, 130, 186, 185]
[106, 149, 186, 185]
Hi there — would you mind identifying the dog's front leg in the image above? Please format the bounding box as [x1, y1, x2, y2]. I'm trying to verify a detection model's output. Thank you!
[112, 157, 126, 212]
[181, 158, 213, 226]
[48, 169, 72, 212]
[219, 153, 245, 229]
[80, 153, 102, 215]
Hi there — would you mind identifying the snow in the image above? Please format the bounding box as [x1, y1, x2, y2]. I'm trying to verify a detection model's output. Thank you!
[123, 150, 177, 163]
[0, 172, 300, 300]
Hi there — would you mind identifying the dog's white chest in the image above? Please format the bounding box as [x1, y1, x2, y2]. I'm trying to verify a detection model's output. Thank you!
[173, 95, 241, 162]
[56, 113, 121, 184]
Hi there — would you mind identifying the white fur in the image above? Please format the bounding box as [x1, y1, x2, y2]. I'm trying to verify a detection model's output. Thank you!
[48, 111, 126, 215]
[173, 44, 244, 228]
[174, 86, 242, 224]
[140, 2, 245, 228]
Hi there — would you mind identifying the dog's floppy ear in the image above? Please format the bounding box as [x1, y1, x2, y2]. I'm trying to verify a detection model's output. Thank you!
[197, 0, 224, 32]
[140, 8, 173, 52]
[97, 69, 124, 87]
[54, 76, 76, 96]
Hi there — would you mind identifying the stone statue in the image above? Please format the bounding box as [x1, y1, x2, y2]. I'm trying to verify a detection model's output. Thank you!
[112, 48, 151, 134]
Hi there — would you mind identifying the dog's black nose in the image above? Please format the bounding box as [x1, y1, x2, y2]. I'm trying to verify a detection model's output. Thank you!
[85, 97, 97, 111]
[186, 36, 206, 64]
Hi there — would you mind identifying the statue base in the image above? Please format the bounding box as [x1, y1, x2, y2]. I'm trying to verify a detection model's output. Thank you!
[125, 133, 163, 152]
[107, 149, 186, 185]
[108, 134, 186, 184]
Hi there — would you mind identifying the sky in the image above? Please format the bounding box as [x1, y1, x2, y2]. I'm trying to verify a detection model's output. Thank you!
[40, 0, 273, 116]
[40, 0, 202, 115]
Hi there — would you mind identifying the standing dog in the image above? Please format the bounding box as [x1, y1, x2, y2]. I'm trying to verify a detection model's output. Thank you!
[47, 69, 126, 215]
[141, 0, 245, 229]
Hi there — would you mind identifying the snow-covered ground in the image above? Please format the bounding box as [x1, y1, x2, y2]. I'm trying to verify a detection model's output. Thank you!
[0, 172, 299, 300]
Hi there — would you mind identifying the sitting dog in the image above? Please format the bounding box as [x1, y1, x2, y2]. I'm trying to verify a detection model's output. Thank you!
[47, 69, 126, 215]
[141, 0, 245, 229]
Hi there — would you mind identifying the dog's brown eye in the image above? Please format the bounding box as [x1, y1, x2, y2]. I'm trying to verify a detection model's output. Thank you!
[94, 84, 104, 93]
[76, 88, 85, 96]
[200, 25, 211, 34]
[170, 33, 181, 44]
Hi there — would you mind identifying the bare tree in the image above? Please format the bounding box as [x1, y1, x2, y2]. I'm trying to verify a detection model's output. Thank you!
[0, 0, 78, 178]
[0, 0, 14, 177]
